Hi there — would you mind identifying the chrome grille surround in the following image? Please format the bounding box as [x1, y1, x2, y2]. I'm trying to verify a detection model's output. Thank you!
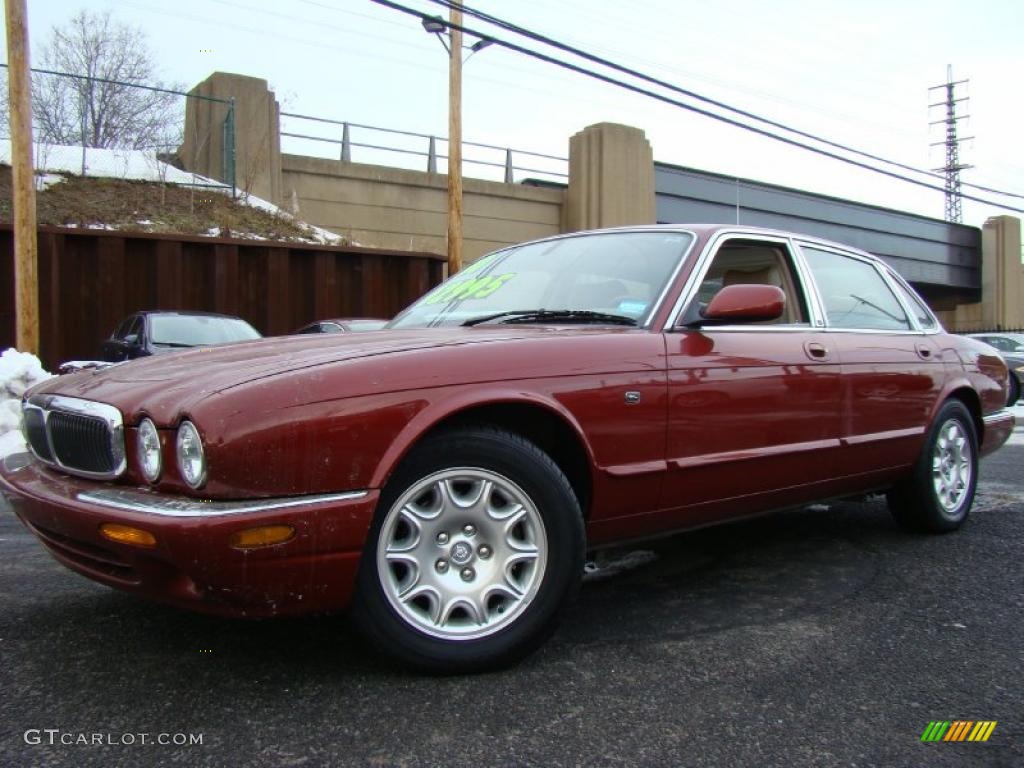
[22, 395, 126, 480]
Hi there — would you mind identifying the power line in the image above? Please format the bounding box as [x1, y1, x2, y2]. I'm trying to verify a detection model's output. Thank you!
[366, 0, 1024, 215]
[428, 0, 1024, 203]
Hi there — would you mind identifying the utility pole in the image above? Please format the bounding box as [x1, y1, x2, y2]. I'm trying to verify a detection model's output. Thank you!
[929, 65, 973, 223]
[4, 0, 39, 354]
[447, 5, 464, 276]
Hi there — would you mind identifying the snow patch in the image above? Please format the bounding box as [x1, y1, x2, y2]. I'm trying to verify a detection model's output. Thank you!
[0, 349, 54, 458]
[1, 140, 228, 188]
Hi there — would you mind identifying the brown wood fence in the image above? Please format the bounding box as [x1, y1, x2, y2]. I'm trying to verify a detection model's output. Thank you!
[0, 225, 444, 371]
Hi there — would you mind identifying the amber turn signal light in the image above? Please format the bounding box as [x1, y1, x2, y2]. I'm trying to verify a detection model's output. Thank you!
[100, 523, 157, 548]
[229, 525, 295, 549]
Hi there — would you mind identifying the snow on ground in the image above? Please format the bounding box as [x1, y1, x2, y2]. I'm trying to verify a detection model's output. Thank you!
[0, 349, 53, 458]
[0, 140, 227, 187]
[0, 140, 344, 245]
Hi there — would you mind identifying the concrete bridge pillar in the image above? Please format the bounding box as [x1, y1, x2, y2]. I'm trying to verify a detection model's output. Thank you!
[179, 72, 283, 205]
[980, 215, 1023, 329]
[564, 122, 656, 232]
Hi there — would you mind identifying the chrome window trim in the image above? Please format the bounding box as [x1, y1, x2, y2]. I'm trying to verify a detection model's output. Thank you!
[679, 326, 928, 336]
[77, 488, 369, 517]
[24, 395, 127, 480]
[882, 267, 942, 334]
[661, 230, 820, 331]
[793, 240, 916, 333]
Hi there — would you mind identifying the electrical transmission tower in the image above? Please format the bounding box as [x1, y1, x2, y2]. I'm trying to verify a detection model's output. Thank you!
[929, 65, 973, 223]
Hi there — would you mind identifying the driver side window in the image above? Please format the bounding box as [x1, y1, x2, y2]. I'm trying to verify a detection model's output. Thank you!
[693, 240, 809, 325]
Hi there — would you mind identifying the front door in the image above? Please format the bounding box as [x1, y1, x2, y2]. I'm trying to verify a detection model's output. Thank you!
[661, 235, 844, 528]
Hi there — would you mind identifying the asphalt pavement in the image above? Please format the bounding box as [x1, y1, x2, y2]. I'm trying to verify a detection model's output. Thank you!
[2, 411, 1022, 767]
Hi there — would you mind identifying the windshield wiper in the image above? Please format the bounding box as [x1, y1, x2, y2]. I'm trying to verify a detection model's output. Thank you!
[462, 309, 637, 327]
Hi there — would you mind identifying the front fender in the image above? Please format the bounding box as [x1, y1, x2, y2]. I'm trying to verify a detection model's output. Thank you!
[367, 386, 596, 490]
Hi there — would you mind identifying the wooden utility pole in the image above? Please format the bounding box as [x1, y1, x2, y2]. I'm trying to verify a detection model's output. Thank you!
[5, 0, 39, 353]
[447, 6, 463, 276]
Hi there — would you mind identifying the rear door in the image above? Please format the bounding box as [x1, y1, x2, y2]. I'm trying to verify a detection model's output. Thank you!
[658, 233, 844, 529]
[796, 243, 944, 478]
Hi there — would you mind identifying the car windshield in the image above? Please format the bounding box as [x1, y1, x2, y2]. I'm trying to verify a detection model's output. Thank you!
[388, 231, 694, 329]
[149, 315, 261, 346]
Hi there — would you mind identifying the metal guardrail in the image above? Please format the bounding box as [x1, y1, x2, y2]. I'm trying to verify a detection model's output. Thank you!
[280, 112, 568, 184]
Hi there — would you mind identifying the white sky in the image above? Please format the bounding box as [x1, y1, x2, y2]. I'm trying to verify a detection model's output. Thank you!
[4, 0, 1023, 228]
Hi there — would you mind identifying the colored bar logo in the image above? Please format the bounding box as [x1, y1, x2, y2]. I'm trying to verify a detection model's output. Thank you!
[921, 721, 997, 742]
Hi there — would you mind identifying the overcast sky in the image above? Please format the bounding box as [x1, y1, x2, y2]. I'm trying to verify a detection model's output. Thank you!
[5, 0, 1023, 228]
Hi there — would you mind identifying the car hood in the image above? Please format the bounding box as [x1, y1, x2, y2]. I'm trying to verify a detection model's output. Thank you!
[29, 326, 638, 421]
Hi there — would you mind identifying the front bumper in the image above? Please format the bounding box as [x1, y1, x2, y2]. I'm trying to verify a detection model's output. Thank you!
[0, 452, 379, 617]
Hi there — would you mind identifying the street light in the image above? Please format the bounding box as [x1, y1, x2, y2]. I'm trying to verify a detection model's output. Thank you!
[421, 10, 492, 276]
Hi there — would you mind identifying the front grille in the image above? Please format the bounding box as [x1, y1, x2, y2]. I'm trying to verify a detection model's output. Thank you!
[49, 411, 117, 473]
[22, 407, 53, 462]
[23, 396, 126, 479]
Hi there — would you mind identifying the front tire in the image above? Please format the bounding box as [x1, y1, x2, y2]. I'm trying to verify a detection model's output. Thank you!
[350, 426, 584, 672]
[887, 400, 978, 533]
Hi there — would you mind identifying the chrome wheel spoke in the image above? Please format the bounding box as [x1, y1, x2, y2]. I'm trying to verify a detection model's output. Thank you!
[438, 596, 485, 628]
[400, 585, 442, 624]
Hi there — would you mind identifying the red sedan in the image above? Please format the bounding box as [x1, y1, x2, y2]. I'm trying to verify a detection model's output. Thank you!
[1, 225, 1015, 672]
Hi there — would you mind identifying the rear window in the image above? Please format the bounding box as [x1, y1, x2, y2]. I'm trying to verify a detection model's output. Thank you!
[150, 315, 261, 346]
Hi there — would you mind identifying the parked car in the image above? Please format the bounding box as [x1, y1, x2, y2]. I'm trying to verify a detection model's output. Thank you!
[99, 311, 262, 362]
[2, 225, 1016, 672]
[294, 318, 388, 334]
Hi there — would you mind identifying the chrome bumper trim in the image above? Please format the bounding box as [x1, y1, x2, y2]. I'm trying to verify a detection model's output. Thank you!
[983, 409, 1015, 427]
[77, 488, 370, 517]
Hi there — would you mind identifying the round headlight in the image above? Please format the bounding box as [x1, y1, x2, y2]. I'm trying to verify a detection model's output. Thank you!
[176, 420, 206, 489]
[136, 418, 162, 483]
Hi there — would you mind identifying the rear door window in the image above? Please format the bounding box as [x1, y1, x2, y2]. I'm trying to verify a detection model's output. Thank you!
[800, 247, 911, 331]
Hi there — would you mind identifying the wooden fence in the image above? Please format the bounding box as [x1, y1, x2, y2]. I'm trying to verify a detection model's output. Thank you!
[0, 225, 445, 371]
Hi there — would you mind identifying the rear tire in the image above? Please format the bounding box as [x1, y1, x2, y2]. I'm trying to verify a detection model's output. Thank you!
[887, 400, 978, 534]
[350, 426, 584, 673]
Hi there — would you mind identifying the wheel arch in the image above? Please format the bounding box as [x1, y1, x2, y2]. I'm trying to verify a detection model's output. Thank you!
[943, 386, 984, 444]
[369, 394, 595, 519]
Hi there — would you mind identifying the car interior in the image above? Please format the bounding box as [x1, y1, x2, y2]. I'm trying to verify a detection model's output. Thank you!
[692, 241, 808, 325]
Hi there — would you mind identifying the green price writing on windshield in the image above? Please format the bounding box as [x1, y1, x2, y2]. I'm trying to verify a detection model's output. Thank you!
[424, 273, 516, 305]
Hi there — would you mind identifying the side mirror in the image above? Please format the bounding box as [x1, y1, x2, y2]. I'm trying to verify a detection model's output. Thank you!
[697, 284, 785, 325]
[123, 333, 140, 346]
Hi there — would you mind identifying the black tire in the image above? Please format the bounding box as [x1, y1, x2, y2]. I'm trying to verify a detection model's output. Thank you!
[887, 400, 978, 534]
[350, 426, 585, 673]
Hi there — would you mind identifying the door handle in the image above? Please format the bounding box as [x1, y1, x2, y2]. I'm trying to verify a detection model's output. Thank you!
[915, 343, 933, 360]
[805, 341, 829, 361]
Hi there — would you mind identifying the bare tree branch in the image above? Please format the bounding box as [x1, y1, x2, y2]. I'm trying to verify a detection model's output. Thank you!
[32, 9, 185, 151]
